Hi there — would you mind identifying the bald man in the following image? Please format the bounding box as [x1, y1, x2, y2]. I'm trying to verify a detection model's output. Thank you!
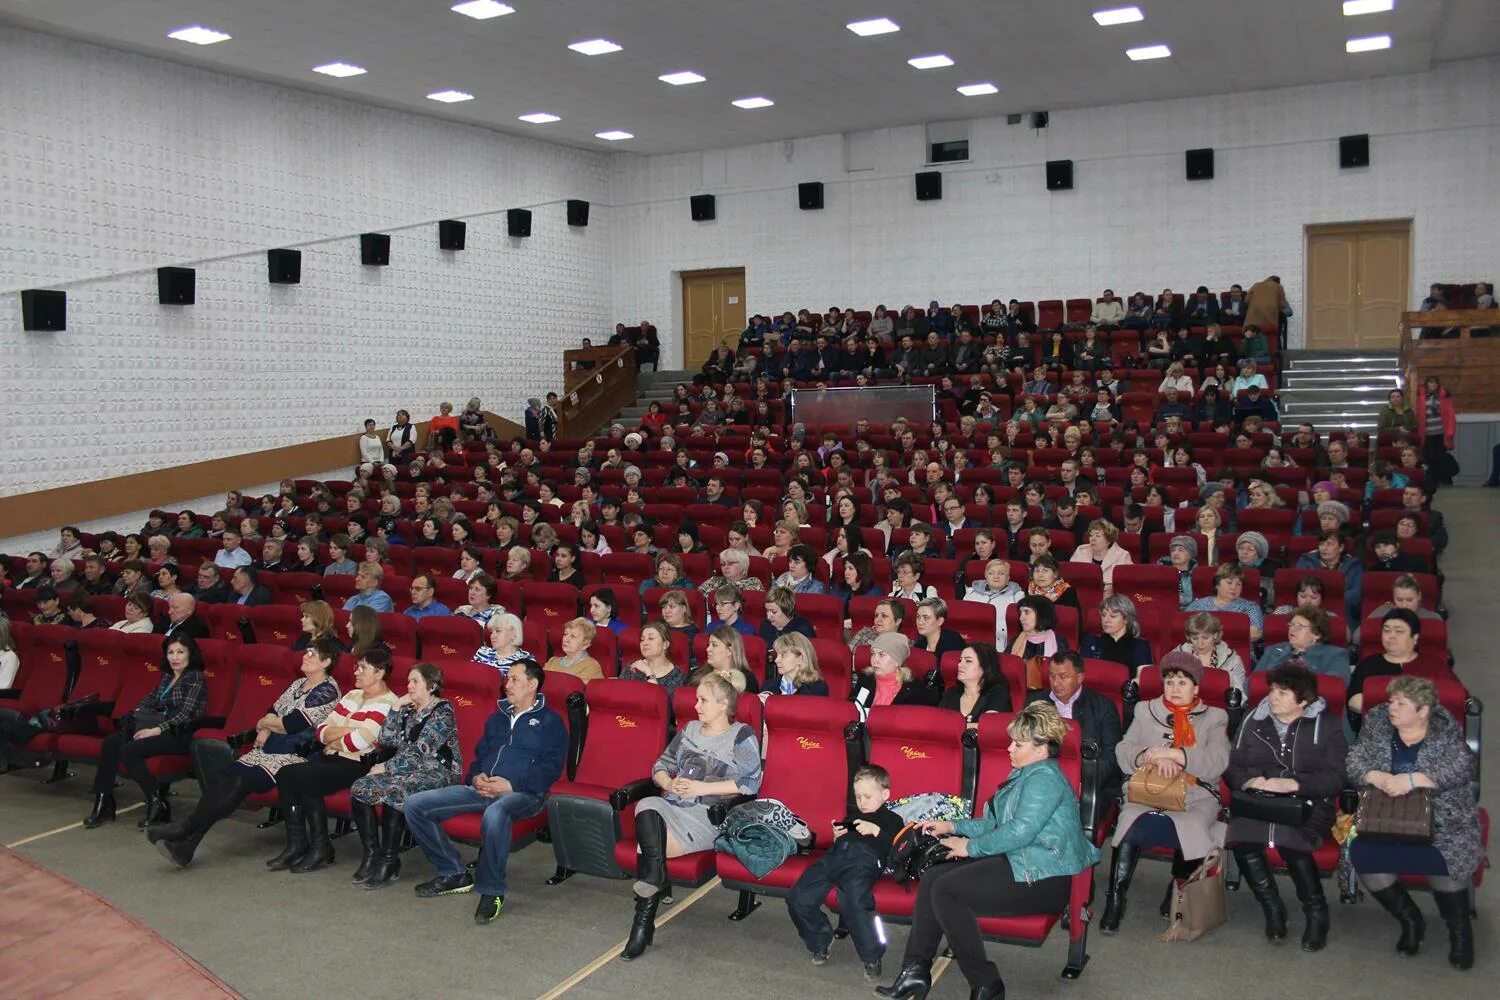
[156, 593, 208, 640]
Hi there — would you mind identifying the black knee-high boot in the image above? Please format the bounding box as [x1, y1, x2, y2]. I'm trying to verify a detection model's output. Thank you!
[350, 800, 379, 883]
[1432, 890, 1474, 970]
[150, 773, 249, 868]
[1233, 845, 1288, 941]
[290, 796, 334, 873]
[1370, 884, 1425, 956]
[620, 811, 669, 961]
[1099, 843, 1139, 934]
[363, 807, 405, 889]
[265, 803, 309, 870]
[1282, 851, 1328, 952]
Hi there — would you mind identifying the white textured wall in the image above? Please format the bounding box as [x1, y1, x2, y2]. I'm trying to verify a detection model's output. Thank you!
[0, 28, 612, 496]
[611, 57, 1500, 370]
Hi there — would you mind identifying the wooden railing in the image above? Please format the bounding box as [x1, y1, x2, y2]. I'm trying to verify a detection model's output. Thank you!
[558, 345, 637, 439]
[1399, 310, 1500, 412]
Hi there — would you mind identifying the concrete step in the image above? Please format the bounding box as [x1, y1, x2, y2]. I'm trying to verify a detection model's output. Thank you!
[1284, 355, 1399, 373]
[1279, 389, 1396, 407]
[1282, 372, 1401, 389]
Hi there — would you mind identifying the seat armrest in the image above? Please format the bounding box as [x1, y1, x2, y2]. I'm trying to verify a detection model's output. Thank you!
[188, 715, 228, 734]
[609, 777, 657, 812]
[0, 688, 20, 700]
[707, 793, 757, 826]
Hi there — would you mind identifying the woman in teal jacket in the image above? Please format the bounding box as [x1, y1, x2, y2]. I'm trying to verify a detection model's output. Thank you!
[876, 702, 1099, 1000]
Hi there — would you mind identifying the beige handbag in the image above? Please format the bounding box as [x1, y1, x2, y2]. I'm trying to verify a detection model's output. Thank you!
[1162, 848, 1227, 942]
[1126, 768, 1188, 812]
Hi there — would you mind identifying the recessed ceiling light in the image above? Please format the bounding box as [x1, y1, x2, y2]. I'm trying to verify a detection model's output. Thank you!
[908, 54, 955, 70]
[313, 62, 367, 78]
[731, 97, 774, 109]
[1346, 34, 1392, 52]
[847, 18, 900, 36]
[518, 112, 560, 123]
[1126, 44, 1172, 61]
[1343, 0, 1395, 15]
[1092, 7, 1144, 26]
[595, 130, 634, 141]
[569, 39, 622, 56]
[167, 26, 231, 45]
[659, 71, 706, 86]
[957, 82, 999, 96]
[426, 90, 475, 103]
[450, 1, 515, 18]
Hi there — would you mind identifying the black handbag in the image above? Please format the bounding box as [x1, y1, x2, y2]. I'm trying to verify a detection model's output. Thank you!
[125, 709, 167, 734]
[1230, 788, 1313, 827]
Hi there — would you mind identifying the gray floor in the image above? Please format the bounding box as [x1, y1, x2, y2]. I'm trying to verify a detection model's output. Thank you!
[4, 490, 1497, 999]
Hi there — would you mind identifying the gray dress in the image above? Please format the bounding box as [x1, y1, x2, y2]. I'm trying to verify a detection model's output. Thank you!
[636, 721, 762, 852]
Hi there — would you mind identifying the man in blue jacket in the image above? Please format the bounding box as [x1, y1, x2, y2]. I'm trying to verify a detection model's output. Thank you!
[403, 659, 567, 925]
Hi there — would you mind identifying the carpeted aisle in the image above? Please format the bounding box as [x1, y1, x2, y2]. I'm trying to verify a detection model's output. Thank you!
[0, 846, 240, 999]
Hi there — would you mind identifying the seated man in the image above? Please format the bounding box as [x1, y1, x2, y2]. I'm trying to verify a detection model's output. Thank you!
[191, 561, 232, 605]
[229, 565, 273, 606]
[79, 555, 117, 596]
[213, 528, 253, 569]
[1234, 383, 1278, 424]
[404, 574, 452, 620]
[404, 660, 567, 924]
[1151, 387, 1192, 426]
[156, 593, 209, 640]
[1091, 289, 1125, 329]
[1026, 652, 1122, 821]
[343, 564, 394, 613]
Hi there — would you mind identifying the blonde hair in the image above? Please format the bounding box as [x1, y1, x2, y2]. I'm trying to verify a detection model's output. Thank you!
[773, 631, 823, 686]
[1183, 611, 1223, 639]
[1008, 700, 1069, 750]
[695, 670, 739, 719]
[1087, 519, 1119, 543]
[564, 617, 596, 645]
[300, 600, 336, 639]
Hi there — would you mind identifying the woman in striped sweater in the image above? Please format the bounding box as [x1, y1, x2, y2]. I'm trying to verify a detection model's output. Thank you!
[269, 648, 399, 874]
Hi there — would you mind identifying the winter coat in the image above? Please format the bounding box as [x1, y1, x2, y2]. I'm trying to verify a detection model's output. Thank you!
[1226, 697, 1346, 852]
[1114, 697, 1229, 859]
[1346, 704, 1482, 881]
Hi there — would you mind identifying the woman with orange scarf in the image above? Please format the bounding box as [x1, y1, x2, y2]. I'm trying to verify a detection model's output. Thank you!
[1100, 650, 1229, 934]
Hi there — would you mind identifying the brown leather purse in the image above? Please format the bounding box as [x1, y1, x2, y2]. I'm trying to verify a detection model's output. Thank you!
[1127, 768, 1188, 811]
[1355, 787, 1434, 843]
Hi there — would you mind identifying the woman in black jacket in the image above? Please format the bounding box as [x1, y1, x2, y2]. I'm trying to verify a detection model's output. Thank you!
[1226, 662, 1346, 952]
[938, 643, 1012, 724]
[850, 633, 940, 717]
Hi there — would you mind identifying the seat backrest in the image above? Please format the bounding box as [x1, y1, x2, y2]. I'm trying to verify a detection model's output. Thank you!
[573, 679, 671, 789]
[416, 616, 485, 661]
[221, 645, 303, 734]
[1112, 564, 1183, 611]
[794, 593, 843, 637]
[865, 706, 967, 799]
[758, 697, 859, 833]
[196, 639, 241, 720]
[671, 684, 764, 733]
[518, 582, 582, 624]
[1134, 665, 1234, 710]
[200, 603, 247, 644]
[1081, 659, 1130, 723]
[71, 630, 136, 704]
[106, 633, 179, 721]
[241, 605, 303, 646]
[808, 637, 853, 700]
[942, 601, 998, 646]
[1246, 671, 1346, 719]
[974, 713, 1082, 808]
[377, 613, 419, 659]
[1361, 675, 1471, 736]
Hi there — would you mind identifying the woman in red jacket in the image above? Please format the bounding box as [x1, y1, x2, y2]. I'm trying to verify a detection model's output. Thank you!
[1414, 376, 1456, 486]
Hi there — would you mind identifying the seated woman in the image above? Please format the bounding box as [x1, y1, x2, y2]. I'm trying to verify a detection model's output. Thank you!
[269, 648, 400, 873]
[691, 626, 759, 694]
[1100, 651, 1230, 933]
[851, 632, 940, 718]
[546, 618, 605, 683]
[937, 643, 1012, 725]
[1226, 662, 1345, 951]
[620, 673, 762, 960]
[292, 599, 343, 652]
[147, 639, 342, 866]
[963, 559, 1024, 647]
[1173, 611, 1246, 692]
[453, 545, 484, 584]
[348, 661, 462, 888]
[1080, 594, 1154, 678]
[762, 632, 828, 698]
[913, 597, 966, 659]
[1157, 535, 1198, 609]
[291, 536, 323, 574]
[1025, 555, 1080, 610]
[641, 553, 692, 596]
[876, 702, 1098, 1000]
[1184, 562, 1265, 641]
[587, 588, 627, 636]
[83, 635, 208, 830]
[346, 605, 388, 661]
[1254, 606, 1349, 684]
[619, 621, 687, 698]
[150, 563, 185, 602]
[1348, 608, 1424, 729]
[889, 552, 937, 602]
[473, 613, 532, 677]
[762, 519, 800, 562]
[109, 593, 156, 634]
[658, 590, 700, 648]
[1008, 596, 1070, 690]
[453, 573, 502, 625]
[1347, 675, 1480, 970]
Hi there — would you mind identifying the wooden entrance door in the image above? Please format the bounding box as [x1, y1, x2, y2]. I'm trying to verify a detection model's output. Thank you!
[1305, 221, 1411, 349]
[682, 268, 746, 370]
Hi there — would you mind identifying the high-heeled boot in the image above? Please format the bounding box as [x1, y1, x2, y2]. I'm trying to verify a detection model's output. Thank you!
[874, 961, 932, 1000]
[265, 803, 308, 870]
[619, 811, 669, 961]
[82, 792, 116, 829]
[363, 808, 405, 889]
[1233, 845, 1288, 941]
[1282, 851, 1328, 952]
[1099, 843, 1139, 933]
[349, 800, 379, 883]
[1432, 890, 1474, 970]
[290, 797, 335, 873]
[1369, 884, 1425, 956]
[138, 787, 171, 829]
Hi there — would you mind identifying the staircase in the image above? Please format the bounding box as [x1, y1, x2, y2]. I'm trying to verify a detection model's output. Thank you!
[1277, 351, 1402, 432]
[614, 368, 693, 425]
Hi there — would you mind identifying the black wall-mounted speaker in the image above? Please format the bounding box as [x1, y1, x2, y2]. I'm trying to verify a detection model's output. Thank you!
[439, 219, 466, 250]
[798, 182, 825, 210]
[690, 194, 716, 221]
[1046, 159, 1074, 191]
[21, 289, 66, 331]
[1032, 111, 1050, 129]
[267, 248, 301, 284]
[1185, 148, 1215, 181]
[915, 171, 943, 201]
[567, 199, 590, 227]
[507, 208, 532, 238]
[1340, 134, 1370, 168]
[360, 233, 390, 265]
[157, 266, 196, 304]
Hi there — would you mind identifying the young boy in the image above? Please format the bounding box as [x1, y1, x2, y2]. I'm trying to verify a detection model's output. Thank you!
[786, 765, 904, 981]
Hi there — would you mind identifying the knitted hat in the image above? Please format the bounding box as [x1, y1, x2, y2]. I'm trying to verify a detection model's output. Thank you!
[1237, 531, 1269, 561]
[1199, 483, 1226, 503]
[870, 632, 911, 666]
[623, 464, 642, 480]
[1316, 501, 1350, 525]
[1311, 480, 1336, 497]
[624, 433, 642, 449]
[1157, 650, 1204, 687]
[1169, 535, 1198, 560]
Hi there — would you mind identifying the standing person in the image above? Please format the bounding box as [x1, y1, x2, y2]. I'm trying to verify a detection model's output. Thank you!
[786, 765, 903, 981]
[403, 660, 567, 925]
[1414, 375, 1457, 487]
[1244, 276, 1289, 337]
[876, 702, 1098, 1000]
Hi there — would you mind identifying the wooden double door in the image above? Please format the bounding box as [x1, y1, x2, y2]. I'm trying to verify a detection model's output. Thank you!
[682, 268, 746, 370]
[1305, 220, 1411, 350]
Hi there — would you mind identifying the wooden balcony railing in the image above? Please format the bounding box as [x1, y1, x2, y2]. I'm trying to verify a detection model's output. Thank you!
[1399, 310, 1500, 413]
[558, 345, 637, 439]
